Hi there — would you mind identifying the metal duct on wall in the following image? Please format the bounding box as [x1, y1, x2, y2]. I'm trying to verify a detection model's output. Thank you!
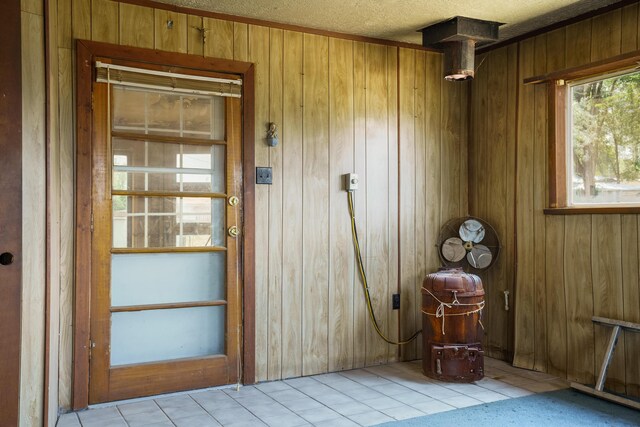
[420, 16, 501, 81]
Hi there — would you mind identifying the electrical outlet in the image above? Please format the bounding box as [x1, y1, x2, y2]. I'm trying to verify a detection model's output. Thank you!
[256, 167, 272, 184]
[392, 294, 400, 310]
[343, 173, 358, 191]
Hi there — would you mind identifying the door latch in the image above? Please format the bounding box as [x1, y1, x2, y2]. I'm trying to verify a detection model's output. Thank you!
[228, 196, 239, 206]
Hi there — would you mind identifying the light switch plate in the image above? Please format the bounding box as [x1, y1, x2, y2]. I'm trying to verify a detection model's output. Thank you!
[256, 167, 272, 184]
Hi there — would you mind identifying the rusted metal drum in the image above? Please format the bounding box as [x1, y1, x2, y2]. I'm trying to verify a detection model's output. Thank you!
[421, 268, 485, 383]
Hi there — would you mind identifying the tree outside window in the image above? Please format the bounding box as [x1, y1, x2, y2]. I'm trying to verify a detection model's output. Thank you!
[569, 70, 640, 205]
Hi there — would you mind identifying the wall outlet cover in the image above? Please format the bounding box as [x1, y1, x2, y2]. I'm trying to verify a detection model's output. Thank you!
[392, 293, 400, 310]
[256, 167, 272, 184]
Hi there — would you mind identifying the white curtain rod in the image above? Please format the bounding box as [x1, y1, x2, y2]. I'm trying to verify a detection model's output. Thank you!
[95, 61, 242, 86]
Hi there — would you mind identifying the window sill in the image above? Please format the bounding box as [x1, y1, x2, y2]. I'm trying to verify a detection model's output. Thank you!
[544, 206, 640, 215]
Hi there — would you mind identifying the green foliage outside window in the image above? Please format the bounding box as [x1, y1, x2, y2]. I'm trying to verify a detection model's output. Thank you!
[571, 70, 640, 204]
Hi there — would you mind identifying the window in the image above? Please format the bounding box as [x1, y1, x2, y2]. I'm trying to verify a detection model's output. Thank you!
[567, 69, 640, 206]
[527, 50, 640, 212]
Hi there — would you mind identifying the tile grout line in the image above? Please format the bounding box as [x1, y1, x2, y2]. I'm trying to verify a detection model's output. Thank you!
[152, 399, 178, 427]
[186, 393, 223, 426]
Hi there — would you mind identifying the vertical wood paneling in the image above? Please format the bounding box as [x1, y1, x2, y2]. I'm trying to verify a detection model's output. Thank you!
[365, 43, 390, 365]
[440, 81, 461, 221]
[472, 53, 489, 355]
[302, 33, 329, 376]
[119, 3, 153, 48]
[58, 47, 74, 409]
[513, 37, 535, 370]
[532, 34, 548, 373]
[564, 216, 595, 385]
[267, 28, 284, 380]
[591, 9, 622, 61]
[91, 0, 118, 44]
[187, 15, 204, 56]
[204, 18, 234, 60]
[352, 41, 368, 368]
[58, 0, 72, 49]
[21, 10, 46, 425]
[281, 30, 304, 379]
[328, 37, 355, 371]
[398, 48, 416, 360]
[386, 46, 400, 359]
[565, 20, 591, 68]
[72, 0, 91, 40]
[622, 215, 640, 396]
[233, 23, 248, 61]
[505, 44, 518, 358]
[485, 47, 508, 358]
[546, 29, 566, 72]
[413, 51, 427, 359]
[459, 82, 469, 216]
[545, 216, 566, 377]
[422, 51, 441, 356]
[591, 215, 626, 393]
[470, 55, 487, 220]
[47, 0, 61, 418]
[22, 0, 42, 14]
[424, 51, 442, 256]
[249, 24, 270, 382]
[621, 3, 638, 53]
[154, 9, 187, 53]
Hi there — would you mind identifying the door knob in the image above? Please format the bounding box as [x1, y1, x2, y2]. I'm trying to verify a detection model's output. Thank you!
[0, 252, 14, 266]
[228, 226, 239, 238]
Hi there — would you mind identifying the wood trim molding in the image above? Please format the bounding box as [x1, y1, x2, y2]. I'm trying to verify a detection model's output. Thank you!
[73, 40, 93, 410]
[524, 49, 640, 85]
[544, 207, 640, 215]
[547, 82, 567, 209]
[0, 0, 22, 424]
[117, 0, 438, 52]
[241, 64, 256, 385]
[73, 39, 256, 408]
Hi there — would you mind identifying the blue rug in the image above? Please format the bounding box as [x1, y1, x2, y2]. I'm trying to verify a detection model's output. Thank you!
[378, 388, 639, 426]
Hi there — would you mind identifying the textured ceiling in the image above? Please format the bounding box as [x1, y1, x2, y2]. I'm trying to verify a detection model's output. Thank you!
[153, 0, 622, 46]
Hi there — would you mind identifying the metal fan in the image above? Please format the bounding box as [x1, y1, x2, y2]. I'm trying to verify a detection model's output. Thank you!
[437, 217, 500, 271]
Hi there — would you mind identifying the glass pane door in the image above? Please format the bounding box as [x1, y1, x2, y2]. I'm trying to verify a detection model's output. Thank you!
[109, 85, 228, 366]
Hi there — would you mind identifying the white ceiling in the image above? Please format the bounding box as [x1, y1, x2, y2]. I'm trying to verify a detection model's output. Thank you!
[153, 0, 622, 46]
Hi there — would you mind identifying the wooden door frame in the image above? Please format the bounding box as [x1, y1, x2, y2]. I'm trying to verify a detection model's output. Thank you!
[73, 39, 255, 410]
[0, 0, 22, 424]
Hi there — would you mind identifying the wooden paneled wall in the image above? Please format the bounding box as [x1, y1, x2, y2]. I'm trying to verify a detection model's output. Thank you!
[49, 0, 468, 410]
[21, 0, 47, 425]
[470, 3, 640, 397]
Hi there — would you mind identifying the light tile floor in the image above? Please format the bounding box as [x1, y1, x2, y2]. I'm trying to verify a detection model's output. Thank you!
[57, 358, 568, 427]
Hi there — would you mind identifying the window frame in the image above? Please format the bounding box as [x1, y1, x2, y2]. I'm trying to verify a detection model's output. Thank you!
[524, 49, 640, 214]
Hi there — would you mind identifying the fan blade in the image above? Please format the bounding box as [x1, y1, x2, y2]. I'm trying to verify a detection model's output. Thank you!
[467, 244, 492, 269]
[459, 219, 485, 243]
[442, 237, 466, 262]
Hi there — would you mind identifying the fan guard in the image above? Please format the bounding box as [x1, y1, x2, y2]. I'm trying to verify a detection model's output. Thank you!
[437, 216, 500, 271]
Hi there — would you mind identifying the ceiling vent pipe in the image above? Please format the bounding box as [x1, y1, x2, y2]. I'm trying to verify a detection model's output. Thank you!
[420, 16, 501, 81]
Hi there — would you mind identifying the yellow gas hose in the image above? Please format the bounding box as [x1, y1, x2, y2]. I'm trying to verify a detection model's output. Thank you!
[348, 191, 421, 345]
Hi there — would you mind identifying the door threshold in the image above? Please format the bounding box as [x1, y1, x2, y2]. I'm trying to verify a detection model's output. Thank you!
[86, 383, 241, 410]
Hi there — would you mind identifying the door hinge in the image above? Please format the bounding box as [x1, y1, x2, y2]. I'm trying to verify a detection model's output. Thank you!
[90, 213, 94, 233]
[89, 340, 95, 360]
[91, 92, 95, 111]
